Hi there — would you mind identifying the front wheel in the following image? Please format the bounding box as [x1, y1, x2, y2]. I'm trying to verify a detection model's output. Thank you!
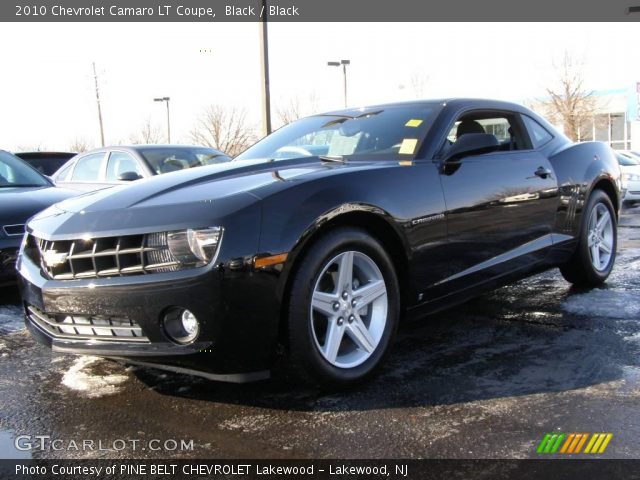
[560, 189, 617, 286]
[287, 227, 400, 387]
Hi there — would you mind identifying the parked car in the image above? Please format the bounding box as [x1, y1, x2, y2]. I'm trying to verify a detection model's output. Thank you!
[52, 145, 232, 192]
[616, 152, 640, 206]
[618, 150, 640, 162]
[0, 150, 77, 286]
[17, 99, 621, 386]
[14, 151, 76, 177]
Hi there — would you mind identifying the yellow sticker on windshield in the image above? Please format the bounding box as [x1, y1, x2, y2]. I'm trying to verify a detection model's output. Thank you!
[399, 138, 418, 155]
[405, 119, 423, 127]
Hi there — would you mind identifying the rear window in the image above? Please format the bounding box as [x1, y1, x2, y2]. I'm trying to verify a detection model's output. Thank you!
[522, 115, 553, 148]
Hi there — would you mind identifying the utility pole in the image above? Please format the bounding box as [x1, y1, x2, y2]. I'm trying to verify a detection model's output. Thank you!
[92, 62, 105, 147]
[259, 0, 272, 136]
[154, 97, 171, 143]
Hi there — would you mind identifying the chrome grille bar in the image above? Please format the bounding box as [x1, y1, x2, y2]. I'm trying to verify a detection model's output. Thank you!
[30, 232, 180, 280]
[27, 305, 149, 343]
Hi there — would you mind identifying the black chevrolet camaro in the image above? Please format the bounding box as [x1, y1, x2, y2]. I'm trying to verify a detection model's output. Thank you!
[17, 99, 621, 386]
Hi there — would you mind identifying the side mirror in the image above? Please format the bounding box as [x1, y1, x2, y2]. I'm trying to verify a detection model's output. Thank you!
[445, 133, 500, 162]
[117, 171, 142, 182]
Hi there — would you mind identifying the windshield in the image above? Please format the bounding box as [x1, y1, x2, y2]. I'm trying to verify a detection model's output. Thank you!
[236, 104, 443, 161]
[0, 151, 50, 187]
[138, 147, 232, 175]
[617, 154, 639, 166]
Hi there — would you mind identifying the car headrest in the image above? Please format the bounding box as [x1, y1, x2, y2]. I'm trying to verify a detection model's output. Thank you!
[456, 120, 485, 138]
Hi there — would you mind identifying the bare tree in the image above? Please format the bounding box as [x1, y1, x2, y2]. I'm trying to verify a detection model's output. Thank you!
[276, 93, 319, 127]
[129, 119, 163, 145]
[16, 142, 48, 152]
[189, 105, 256, 157]
[68, 137, 93, 153]
[541, 52, 597, 142]
[409, 70, 429, 99]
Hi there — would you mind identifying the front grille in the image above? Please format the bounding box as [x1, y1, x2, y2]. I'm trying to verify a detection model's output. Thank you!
[27, 232, 179, 280]
[3, 224, 25, 236]
[26, 305, 149, 342]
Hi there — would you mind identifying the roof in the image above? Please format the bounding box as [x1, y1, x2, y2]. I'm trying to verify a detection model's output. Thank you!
[318, 98, 533, 117]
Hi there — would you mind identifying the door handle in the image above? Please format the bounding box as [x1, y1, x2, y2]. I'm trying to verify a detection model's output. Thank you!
[534, 166, 552, 179]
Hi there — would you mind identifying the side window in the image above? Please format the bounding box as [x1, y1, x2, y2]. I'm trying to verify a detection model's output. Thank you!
[55, 162, 74, 182]
[105, 151, 143, 181]
[522, 115, 553, 148]
[71, 153, 105, 182]
[445, 112, 529, 152]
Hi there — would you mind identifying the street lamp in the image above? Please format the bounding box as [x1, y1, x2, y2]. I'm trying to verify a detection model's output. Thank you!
[327, 59, 350, 107]
[154, 96, 171, 143]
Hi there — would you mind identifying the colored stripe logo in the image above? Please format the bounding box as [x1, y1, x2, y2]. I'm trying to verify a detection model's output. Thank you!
[537, 433, 612, 454]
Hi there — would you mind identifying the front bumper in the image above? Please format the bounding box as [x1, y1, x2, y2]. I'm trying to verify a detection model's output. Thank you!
[18, 248, 280, 382]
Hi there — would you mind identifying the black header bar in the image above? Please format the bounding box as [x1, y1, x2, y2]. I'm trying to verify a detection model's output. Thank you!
[3, 0, 640, 22]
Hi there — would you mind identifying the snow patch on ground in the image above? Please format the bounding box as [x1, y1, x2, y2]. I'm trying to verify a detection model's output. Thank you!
[219, 414, 271, 433]
[0, 305, 24, 335]
[562, 290, 640, 319]
[62, 356, 129, 398]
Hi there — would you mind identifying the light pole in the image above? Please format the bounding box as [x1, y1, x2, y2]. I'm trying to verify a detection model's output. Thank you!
[154, 97, 171, 143]
[259, 0, 272, 136]
[327, 59, 350, 107]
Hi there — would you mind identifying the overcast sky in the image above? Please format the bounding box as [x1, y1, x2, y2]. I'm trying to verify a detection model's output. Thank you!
[1, 22, 639, 151]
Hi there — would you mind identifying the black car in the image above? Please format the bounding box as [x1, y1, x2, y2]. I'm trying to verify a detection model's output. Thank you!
[51, 145, 232, 193]
[14, 152, 76, 177]
[17, 99, 621, 386]
[0, 151, 77, 286]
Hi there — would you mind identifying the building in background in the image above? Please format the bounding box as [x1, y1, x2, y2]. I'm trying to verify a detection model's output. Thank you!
[529, 83, 639, 151]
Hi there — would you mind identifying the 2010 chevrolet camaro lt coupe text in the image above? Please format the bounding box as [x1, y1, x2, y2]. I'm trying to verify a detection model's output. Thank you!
[17, 99, 621, 386]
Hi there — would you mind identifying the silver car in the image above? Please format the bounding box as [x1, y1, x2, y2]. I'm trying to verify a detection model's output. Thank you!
[52, 144, 231, 193]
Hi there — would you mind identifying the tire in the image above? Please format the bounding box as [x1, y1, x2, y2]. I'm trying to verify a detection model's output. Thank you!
[560, 189, 617, 287]
[287, 227, 400, 387]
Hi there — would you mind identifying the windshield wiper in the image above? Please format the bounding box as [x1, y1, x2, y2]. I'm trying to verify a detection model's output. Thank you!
[319, 155, 346, 163]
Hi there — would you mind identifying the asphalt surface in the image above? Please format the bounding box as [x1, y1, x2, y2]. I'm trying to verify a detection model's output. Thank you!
[1, 207, 639, 460]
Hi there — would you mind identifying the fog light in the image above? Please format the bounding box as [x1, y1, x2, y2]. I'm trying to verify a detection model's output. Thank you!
[163, 307, 200, 344]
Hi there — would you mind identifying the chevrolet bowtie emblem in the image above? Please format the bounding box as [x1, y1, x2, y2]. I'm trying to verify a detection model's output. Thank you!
[43, 250, 68, 267]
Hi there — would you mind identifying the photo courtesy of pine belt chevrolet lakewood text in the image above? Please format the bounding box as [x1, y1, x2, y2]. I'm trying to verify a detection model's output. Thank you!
[17, 99, 622, 387]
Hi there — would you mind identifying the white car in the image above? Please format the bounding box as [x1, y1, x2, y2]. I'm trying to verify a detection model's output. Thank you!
[617, 152, 640, 205]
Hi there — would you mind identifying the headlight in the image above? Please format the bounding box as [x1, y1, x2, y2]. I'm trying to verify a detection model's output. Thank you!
[624, 173, 640, 182]
[168, 227, 223, 267]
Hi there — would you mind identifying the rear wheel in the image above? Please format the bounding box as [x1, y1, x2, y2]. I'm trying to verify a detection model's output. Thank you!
[560, 189, 617, 286]
[287, 227, 400, 387]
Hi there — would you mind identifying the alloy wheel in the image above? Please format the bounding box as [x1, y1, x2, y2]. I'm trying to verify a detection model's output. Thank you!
[587, 203, 614, 271]
[309, 251, 388, 369]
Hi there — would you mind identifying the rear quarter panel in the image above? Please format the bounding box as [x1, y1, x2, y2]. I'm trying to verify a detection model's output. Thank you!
[548, 141, 621, 238]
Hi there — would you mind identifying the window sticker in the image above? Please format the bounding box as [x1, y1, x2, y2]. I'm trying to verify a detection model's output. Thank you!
[405, 119, 423, 128]
[398, 138, 418, 155]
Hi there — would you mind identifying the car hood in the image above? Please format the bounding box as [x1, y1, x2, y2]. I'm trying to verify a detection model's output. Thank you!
[51, 157, 366, 214]
[0, 186, 77, 226]
[620, 164, 640, 175]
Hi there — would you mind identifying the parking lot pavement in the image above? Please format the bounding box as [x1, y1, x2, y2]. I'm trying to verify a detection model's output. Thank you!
[1, 207, 639, 460]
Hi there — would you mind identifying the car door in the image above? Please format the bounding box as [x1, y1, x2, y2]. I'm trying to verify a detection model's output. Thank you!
[436, 110, 559, 289]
